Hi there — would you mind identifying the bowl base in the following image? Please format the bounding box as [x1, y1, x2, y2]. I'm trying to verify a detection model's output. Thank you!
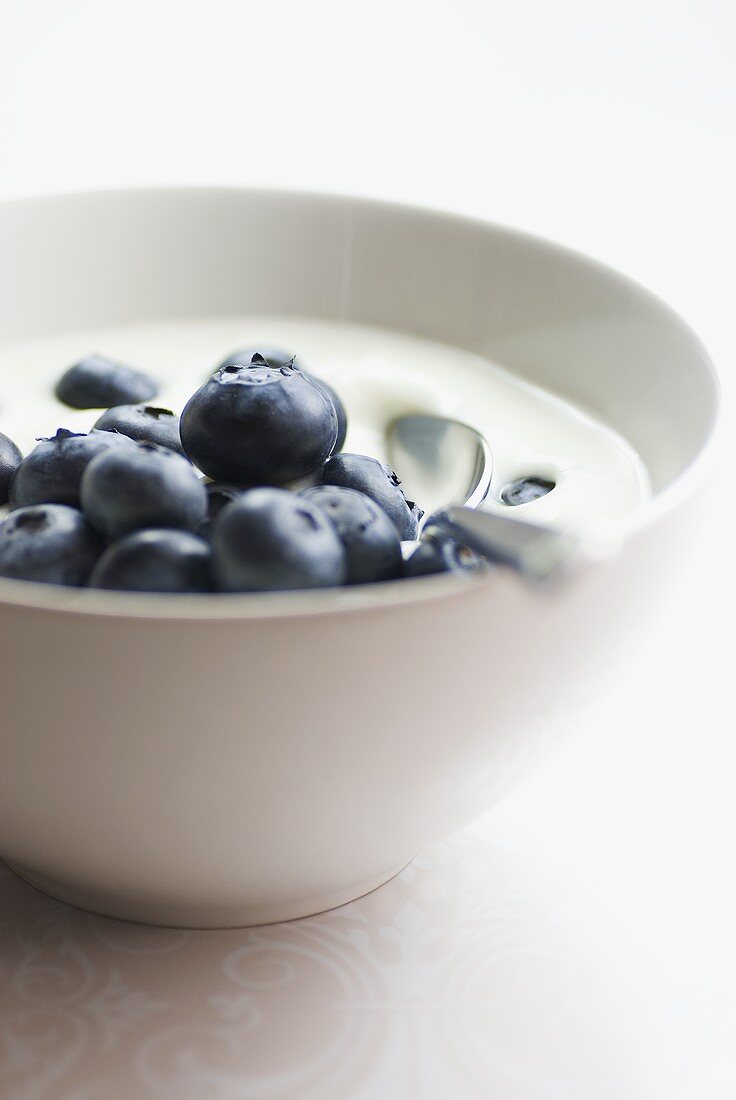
[2, 857, 412, 929]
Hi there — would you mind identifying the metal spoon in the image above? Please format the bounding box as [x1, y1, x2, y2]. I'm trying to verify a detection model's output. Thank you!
[386, 414, 493, 517]
[387, 413, 583, 584]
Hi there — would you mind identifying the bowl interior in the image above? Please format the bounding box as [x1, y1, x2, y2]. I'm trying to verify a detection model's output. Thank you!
[0, 185, 719, 628]
[0, 189, 718, 495]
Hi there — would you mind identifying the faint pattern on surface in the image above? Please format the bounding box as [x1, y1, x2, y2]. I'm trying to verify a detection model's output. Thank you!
[0, 834, 666, 1100]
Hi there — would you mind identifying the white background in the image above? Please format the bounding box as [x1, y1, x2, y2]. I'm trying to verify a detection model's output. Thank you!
[0, 1, 734, 1096]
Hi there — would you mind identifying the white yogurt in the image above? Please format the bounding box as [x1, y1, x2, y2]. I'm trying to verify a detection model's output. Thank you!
[0, 315, 651, 533]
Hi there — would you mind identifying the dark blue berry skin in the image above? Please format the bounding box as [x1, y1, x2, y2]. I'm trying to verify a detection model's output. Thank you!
[55, 354, 158, 409]
[93, 405, 183, 453]
[403, 528, 485, 578]
[0, 431, 22, 505]
[181, 361, 337, 485]
[0, 504, 103, 586]
[212, 488, 347, 592]
[320, 453, 422, 540]
[81, 442, 207, 541]
[199, 482, 246, 539]
[311, 377, 347, 454]
[215, 347, 348, 454]
[302, 485, 402, 584]
[501, 476, 555, 506]
[89, 529, 212, 592]
[10, 429, 134, 510]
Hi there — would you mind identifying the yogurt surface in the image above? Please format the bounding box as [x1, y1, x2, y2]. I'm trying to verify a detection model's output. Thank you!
[0, 315, 651, 534]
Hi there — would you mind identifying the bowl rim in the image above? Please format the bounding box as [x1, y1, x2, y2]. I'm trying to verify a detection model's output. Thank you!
[0, 184, 721, 621]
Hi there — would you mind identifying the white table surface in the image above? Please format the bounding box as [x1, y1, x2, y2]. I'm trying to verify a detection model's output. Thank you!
[1, 2, 734, 1097]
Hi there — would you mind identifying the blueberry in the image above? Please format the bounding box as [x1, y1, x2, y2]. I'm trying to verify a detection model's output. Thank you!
[403, 528, 485, 578]
[302, 485, 402, 584]
[212, 487, 347, 591]
[198, 482, 247, 539]
[55, 354, 158, 409]
[181, 360, 337, 485]
[0, 504, 103, 586]
[215, 348, 348, 454]
[89, 529, 212, 592]
[320, 453, 422, 540]
[0, 431, 23, 505]
[93, 405, 183, 453]
[205, 481, 246, 518]
[10, 428, 134, 510]
[501, 476, 555, 506]
[81, 442, 207, 541]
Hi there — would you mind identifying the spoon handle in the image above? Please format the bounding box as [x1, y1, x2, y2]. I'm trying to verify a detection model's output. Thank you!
[430, 506, 585, 584]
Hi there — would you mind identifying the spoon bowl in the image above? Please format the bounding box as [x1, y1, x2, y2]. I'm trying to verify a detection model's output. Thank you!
[388, 412, 582, 581]
[386, 413, 493, 518]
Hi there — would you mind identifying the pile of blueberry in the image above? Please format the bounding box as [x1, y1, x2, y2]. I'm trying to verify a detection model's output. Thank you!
[0, 348, 484, 593]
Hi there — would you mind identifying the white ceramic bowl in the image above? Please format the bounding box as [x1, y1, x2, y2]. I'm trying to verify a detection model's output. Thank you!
[0, 188, 719, 927]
